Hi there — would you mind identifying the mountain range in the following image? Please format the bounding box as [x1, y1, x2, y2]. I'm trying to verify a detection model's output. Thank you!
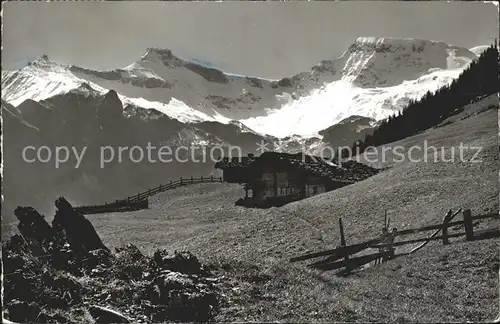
[1, 36, 485, 219]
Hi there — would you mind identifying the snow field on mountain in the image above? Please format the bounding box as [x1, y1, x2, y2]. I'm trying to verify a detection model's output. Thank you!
[240, 68, 462, 137]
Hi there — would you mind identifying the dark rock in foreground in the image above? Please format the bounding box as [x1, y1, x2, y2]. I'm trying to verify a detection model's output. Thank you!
[2, 198, 224, 323]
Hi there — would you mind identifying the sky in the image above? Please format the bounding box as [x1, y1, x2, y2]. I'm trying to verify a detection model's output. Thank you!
[2, 1, 499, 79]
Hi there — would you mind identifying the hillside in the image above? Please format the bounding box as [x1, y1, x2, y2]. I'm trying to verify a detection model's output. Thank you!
[351, 44, 499, 154]
[83, 95, 498, 322]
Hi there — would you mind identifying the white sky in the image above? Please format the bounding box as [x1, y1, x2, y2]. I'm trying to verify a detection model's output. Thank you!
[2, 1, 499, 79]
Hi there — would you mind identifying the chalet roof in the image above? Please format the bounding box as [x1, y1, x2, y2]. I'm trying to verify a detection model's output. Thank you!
[215, 152, 379, 183]
[255, 152, 378, 183]
[214, 155, 257, 169]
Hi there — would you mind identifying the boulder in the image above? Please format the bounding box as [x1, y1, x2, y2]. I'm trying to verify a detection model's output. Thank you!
[14, 206, 54, 243]
[147, 271, 218, 322]
[113, 244, 151, 280]
[89, 305, 131, 323]
[153, 250, 203, 274]
[4, 299, 40, 323]
[82, 248, 114, 271]
[52, 197, 108, 253]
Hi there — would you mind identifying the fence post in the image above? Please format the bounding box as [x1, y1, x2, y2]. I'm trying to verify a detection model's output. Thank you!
[191, 176, 194, 184]
[180, 177, 183, 185]
[385, 228, 396, 261]
[127, 197, 130, 203]
[201, 176, 204, 183]
[148, 189, 152, 196]
[170, 180, 173, 186]
[384, 210, 388, 232]
[463, 209, 474, 241]
[220, 176, 223, 182]
[339, 218, 348, 262]
[159, 184, 162, 191]
[211, 175, 213, 182]
[442, 214, 450, 245]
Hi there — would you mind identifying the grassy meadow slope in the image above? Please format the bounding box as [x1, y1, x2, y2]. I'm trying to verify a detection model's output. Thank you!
[89, 95, 499, 322]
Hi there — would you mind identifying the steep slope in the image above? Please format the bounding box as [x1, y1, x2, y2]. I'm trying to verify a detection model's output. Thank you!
[319, 115, 378, 149]
[339, 37, 477, 87]
[241, 37, 477, 137]
[352, 44, 499, 152]
[470, 45, 490, 56]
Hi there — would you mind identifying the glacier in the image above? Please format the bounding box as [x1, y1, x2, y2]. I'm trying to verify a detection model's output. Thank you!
[240, 68, 463, 137]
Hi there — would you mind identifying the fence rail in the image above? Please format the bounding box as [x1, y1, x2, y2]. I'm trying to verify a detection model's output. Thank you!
[290, 208, 499, 275]
[74, 176, 223, 215]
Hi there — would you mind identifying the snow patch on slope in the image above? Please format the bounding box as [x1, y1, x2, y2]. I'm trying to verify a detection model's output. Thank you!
[238, 37, 477, 137]
[123, 96, 216, 123]
[241, 68, 462, 138]
[469, 45, 490, 57]
[122, 62, 165, 80]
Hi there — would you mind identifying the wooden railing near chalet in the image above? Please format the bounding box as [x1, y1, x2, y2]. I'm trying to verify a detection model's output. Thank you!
[74, 176, 223, 215]
[290, 208, 499, 275]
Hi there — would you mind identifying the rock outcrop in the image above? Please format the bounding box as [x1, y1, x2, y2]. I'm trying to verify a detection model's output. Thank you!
[3, 198, 224, 323]
[52, 197, 109, 253]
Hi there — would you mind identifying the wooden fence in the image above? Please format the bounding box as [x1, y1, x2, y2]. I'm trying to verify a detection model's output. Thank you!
[74, 176, 223, 215]
[290, 208, 499, 275]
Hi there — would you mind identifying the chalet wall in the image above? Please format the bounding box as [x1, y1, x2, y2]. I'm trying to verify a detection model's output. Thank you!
[260, 172, 275, 200]
[261, 172, 275, 186]
[277, 186, 301, 197]
[306, 175, 324, 185]
[305, 184, 326, 197]
[257, 171, 326, 199]
[259, 171, 302, 199]
[223, 168, 248, 183]
[325, 181, 350, 192]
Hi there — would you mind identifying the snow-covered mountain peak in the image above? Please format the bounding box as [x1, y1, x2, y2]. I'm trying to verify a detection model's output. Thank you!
[337, 36, 477, 87]
[347, 37, 448, 53]
[1, 57, 223, 124]
[140, 47, 184, 67]
[2, 58, 87, 106]
[30, 53, 51, 65]
[24, 55, 69, 73]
